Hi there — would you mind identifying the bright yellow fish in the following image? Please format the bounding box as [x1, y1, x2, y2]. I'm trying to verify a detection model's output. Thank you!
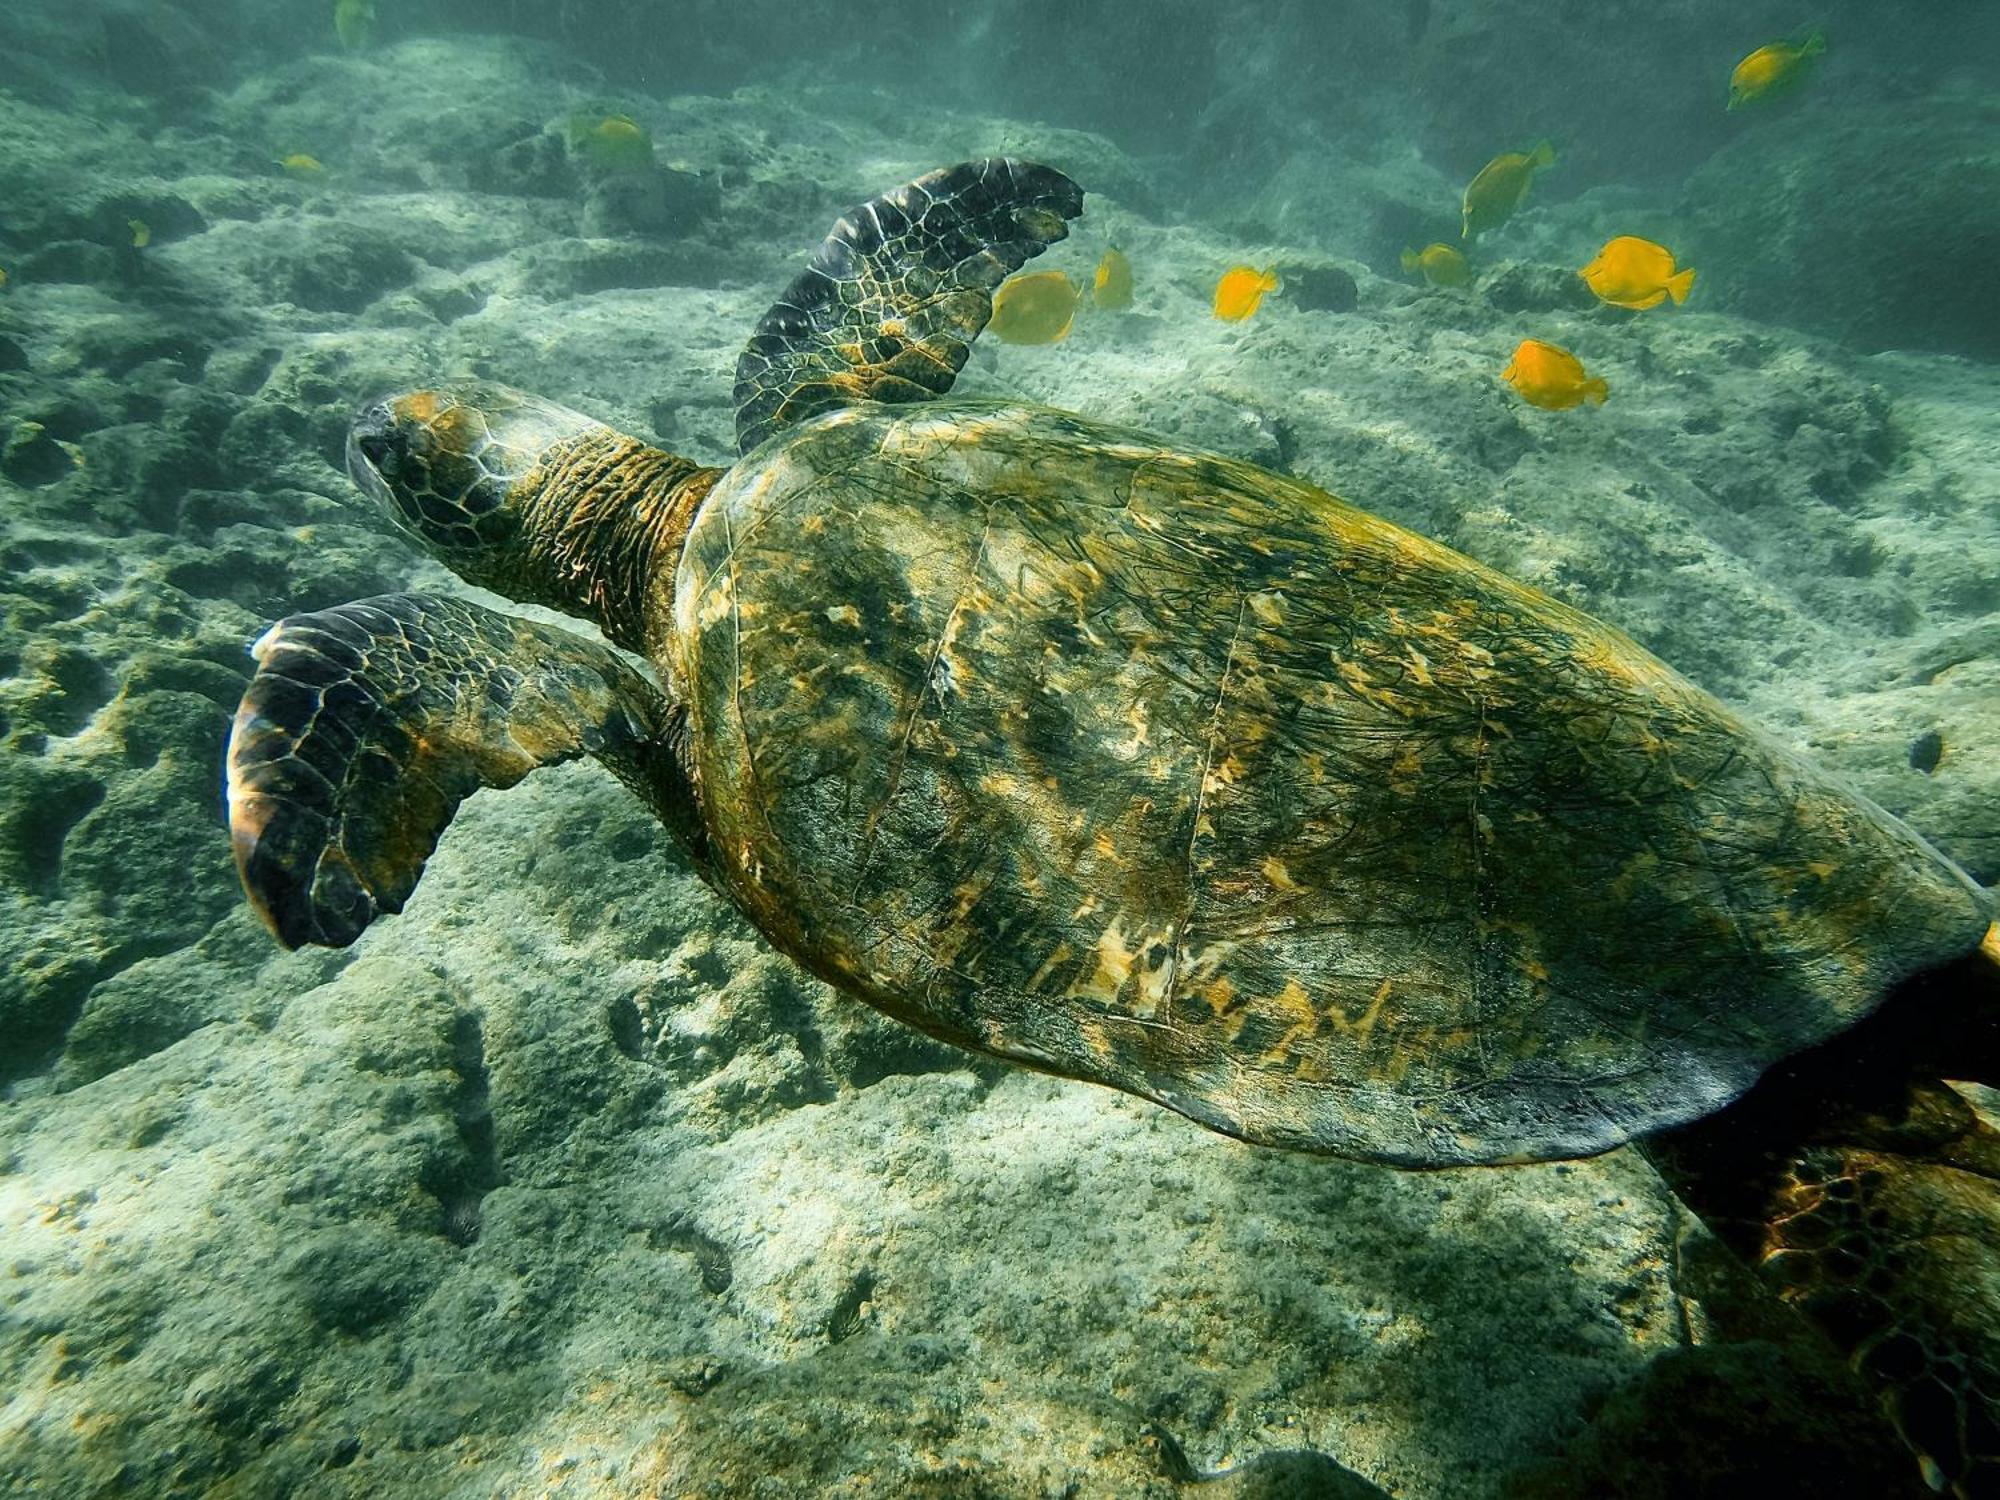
[570, 114, 653, 173]
[1213, 265, 1279, 322]
[1579, 236, 1695, 310]
[1462, 141, 1555, 240]
[1729, 32, 1825, 109]
[333, 0, 375, 49]
[1502, 339, 1608, 411]
[1092, 248, 1133, 311]
[989, 269, 1081, 344]
[280, 153, 326, 178]
[1401, 242, 1471, 288]
[127, 219, 151, 249]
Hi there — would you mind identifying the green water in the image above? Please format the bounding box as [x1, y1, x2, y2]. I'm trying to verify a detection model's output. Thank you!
[2, 3, 1997, 1496]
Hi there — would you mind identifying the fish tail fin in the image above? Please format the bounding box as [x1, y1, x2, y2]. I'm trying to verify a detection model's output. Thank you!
[1401, 248, 1421, 273]
[1667, 267, 1697, 305]
[1800, 29, 1827, 58]
[1528, 139, 1556, 170]
[1584, 378, 1609, 405]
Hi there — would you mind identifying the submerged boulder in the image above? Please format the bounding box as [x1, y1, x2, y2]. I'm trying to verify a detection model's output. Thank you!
[1681, 98, 2000, 358]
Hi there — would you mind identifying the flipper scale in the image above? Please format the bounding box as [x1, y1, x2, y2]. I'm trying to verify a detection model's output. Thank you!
[732, 158, 1084, 453]
[226, 592, 675, 948]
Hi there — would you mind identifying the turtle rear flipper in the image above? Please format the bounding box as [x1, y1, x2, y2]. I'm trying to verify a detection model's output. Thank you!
[732, 157, 1083, 454]
[226, 593, 684, 948]
[1650, 953, 2000, 1494]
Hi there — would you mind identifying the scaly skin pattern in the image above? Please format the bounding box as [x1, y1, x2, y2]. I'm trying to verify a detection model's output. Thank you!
[351, 385, 718, 654]
[1766, 1139, 2000, 1495]
[731, 159, 1084, 454]
[666, 400, 1993, 1167]
[227, 593, 681, 948]
[1649, 977, 2000, 1499]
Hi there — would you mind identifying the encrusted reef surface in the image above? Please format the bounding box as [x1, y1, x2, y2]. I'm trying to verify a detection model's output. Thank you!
[1, 8, 1996, 1498]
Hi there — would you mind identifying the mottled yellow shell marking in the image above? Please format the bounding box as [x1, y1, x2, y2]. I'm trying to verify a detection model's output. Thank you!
[670, 401, 1992, 1167]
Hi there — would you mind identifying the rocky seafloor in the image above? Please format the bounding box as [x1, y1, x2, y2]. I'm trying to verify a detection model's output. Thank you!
[2, 6, 1999, 1498]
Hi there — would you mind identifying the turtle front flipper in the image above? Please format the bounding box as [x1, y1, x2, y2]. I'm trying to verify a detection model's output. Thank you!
[731, 157, 1084, 454]
[226, 592, 690, 948]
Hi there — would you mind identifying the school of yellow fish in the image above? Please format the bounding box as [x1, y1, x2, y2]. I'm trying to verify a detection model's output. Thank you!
[985, 251, 1141, 345]
[0, 8, 1830, 384]
[982, 28, 1826, 415]
[1409, 32, 1813, 406]
[0, 6, 1824, 426]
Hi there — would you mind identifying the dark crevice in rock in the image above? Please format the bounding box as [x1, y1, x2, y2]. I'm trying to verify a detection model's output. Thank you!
[9, 769, 106, 894]
[825, 1269, 875, 1344]
[761, 979, 838, 1105]
[1, 426, 71, 488]
[606, 993, 647, 1060]
[8, 931, 189, 1087]
[1139, 1420, 1200, 1483]
[847, 1035, 994, 1092]
[649, 1213, 733, 1295]
[427, 1011, 501, 1246]
[39, 648, 115, 736]
[2, 963, 99, 1085]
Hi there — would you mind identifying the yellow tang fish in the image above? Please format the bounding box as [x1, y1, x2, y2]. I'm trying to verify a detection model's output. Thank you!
[1501, 338, 1607, 410]
[333, 0, 375, 49]
[1213, 265, 1279, 322]
[1462, 141, 1555, 240]
[1401, 242, 1471, 288]
[1729, 32, 1825, 109]
[1579, 236, 1695, 310]
[1092, 248, 1133, 311]
[127, 219, 151, 249]
[570, 114, 654, 174]
[989, 270, 1081, 344]
[280, 153, 326, 178]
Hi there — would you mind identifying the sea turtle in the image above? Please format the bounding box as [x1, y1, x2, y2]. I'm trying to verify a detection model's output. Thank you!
[226, 159, 2000, 1492]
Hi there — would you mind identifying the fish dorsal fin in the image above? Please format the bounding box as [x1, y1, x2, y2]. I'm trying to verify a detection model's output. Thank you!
[731, 158, 1084, 455]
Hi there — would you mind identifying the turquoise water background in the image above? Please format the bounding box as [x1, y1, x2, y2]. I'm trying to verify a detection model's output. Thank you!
[2, 3, 1998, 1495]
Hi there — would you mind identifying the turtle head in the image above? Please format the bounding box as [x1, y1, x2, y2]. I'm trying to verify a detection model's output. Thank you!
[347, 384, 603, 582]
[346, 384, 718, 653]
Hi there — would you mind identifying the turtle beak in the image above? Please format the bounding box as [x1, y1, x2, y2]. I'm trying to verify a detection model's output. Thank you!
[346, 401, 403, 509]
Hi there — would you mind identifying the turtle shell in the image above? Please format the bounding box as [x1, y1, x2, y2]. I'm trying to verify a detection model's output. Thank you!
[668, 402, 1992, 1166]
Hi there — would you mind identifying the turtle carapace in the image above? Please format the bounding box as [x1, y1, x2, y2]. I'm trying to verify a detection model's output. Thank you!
[225, 160, 2000, 1493]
